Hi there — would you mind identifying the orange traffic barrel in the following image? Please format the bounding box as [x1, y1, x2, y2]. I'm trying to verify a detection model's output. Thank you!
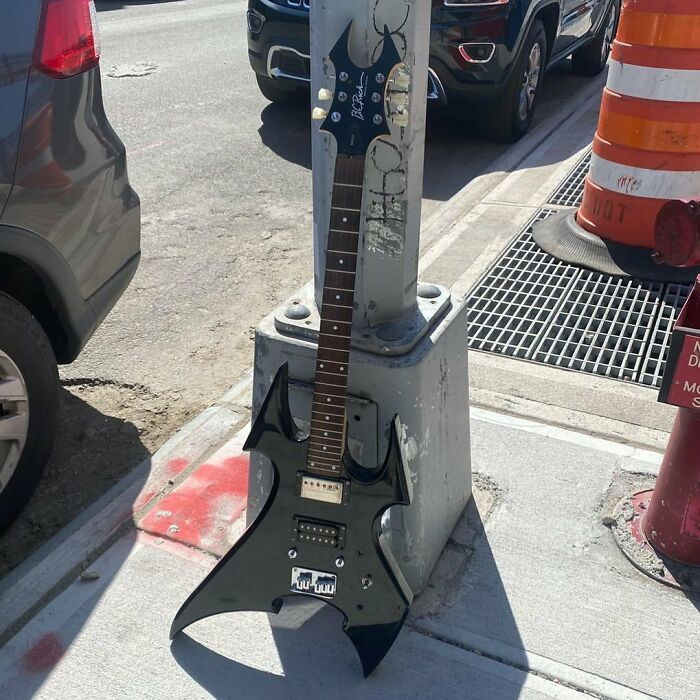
[534, 0, 700, 282]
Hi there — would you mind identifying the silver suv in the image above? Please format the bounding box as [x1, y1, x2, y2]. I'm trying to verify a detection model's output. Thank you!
[0, 0, 140, 531]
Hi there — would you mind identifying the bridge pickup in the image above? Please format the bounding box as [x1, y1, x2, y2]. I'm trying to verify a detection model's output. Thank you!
[291, 567, 337, 599]
[292, 517, 346, 549]
[298, 473, 348, 505]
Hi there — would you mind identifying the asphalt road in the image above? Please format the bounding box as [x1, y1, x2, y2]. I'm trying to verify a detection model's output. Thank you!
[0, 0, 597, 573]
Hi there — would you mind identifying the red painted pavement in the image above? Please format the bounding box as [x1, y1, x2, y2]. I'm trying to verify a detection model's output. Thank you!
[20, 633, 65, 674]
[138, 451, 249, 557]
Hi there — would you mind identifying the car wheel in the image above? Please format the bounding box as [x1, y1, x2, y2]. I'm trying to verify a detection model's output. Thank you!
[0, 292, 58, 534]
[256, 74, 307, 105]
[571, 0, 620, 77]
[485, 20, 547, 143]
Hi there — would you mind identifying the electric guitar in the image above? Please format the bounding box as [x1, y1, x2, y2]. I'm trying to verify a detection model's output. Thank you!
[170, 23, 412, 677]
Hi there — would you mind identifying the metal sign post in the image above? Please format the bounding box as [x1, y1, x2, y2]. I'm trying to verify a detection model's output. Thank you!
[249, 0, 472, 594]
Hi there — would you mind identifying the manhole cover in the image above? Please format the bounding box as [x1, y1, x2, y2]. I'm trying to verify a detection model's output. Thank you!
[466, 211, 691, 387]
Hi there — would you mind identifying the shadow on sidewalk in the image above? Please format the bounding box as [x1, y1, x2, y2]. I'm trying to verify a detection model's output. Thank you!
[169, 495, 528, 698]
[257, 62, 602, 209]
[0, 385, 149, 578]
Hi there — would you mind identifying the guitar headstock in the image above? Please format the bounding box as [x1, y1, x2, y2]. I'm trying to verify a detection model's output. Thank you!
[313, 24, 410, 156]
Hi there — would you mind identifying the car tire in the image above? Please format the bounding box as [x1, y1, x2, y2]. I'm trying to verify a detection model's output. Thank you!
[571, 0, 620, 77]
[0, 293, 58, 534]
[485, 20, 547, 143]
[256, 74, 307, 105]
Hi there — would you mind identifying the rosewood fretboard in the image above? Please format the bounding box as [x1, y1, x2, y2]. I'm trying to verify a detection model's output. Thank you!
[306, 155, 365, 477]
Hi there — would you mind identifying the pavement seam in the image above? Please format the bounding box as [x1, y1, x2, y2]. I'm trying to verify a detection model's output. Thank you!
[405, 622, 660, 700]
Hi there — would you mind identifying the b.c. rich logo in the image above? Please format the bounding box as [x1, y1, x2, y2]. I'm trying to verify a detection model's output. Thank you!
[351, 73, 368, 120]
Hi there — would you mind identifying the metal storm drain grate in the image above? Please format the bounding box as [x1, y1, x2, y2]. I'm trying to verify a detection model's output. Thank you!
[466, 210, 692, 388]
[548, 151, 591, 208]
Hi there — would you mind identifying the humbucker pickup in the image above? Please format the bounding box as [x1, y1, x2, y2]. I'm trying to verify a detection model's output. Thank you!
[292, 517, 346, 549]
[291, 567, 337, 599]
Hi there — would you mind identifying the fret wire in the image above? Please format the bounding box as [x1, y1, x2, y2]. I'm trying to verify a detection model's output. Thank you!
[307, 462, 340, 471]
[316, 371, 347, 380]
[311, 405, 346, 414]
[307, 453, 341, 464]
[309, 435, 343, 445]
[309, 437, 343, 447]
[308, 448, 342, 458]
[313, 395, 346, 404]
[333, 181, 363, 188]
[311, 407, 346, 417]
[315, 382, 347, 392]
[310, 421, 344, 432]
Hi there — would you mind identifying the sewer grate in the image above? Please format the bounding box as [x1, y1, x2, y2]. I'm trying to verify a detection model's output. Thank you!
[466, 210, 691, 388]
[547, 151, 591, 208]
[638, 284, 691, 387]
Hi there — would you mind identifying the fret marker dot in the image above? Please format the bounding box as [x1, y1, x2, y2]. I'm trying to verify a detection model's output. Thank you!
[327, 398, 332, 402]
[325, 416, 330, 421]
[323, 446, 327, 451]
[324, 431, 328, 436]
[333, 325, 338, 331]
[336, 294, 340, 300]
[342, 217, 348, 223]
[340, 366, 344, 371]
[339, 259, 344, 265]
[320, 363, 324, 369]
[310, 461, 315, 466]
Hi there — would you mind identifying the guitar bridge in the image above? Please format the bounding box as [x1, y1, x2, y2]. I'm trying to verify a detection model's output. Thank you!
[299, 474, 347, 505]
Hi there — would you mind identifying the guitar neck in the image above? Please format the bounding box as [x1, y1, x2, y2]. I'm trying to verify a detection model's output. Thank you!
[306, 154, 366, 477]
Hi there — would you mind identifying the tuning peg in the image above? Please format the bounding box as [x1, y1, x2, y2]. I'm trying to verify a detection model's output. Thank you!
[391, 109, 409, 128]
[312, 107, 328, 120]
[318, 88, 332, 101]
[392, 72, 411, 90]
[389, 92, 409, 108]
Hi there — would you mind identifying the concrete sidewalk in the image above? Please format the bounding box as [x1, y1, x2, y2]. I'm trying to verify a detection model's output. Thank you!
[0, 409, 697, 699]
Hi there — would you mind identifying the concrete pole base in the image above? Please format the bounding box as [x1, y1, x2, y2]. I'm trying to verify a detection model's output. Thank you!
[247, 286, 472, 595]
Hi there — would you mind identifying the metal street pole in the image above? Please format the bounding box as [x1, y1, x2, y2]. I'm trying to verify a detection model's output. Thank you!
[249, 0, 472, 593]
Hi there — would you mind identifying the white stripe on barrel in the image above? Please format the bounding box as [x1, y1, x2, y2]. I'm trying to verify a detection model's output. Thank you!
[607, 60, 700, 102]
[589, 153, 700, 200]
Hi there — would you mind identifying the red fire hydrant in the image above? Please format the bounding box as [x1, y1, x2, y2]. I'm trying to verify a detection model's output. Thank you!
[653, 200, 700, 268]
[612, 276, 700, 589]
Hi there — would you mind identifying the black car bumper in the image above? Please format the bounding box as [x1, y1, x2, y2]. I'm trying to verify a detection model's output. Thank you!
[248, 0, 310, 84]
[247, 0, 521, 106]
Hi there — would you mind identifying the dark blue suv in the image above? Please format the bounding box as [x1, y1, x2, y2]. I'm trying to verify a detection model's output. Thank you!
[247, 0, 619, 141]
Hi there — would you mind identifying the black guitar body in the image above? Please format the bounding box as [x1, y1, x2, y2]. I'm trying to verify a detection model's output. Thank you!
[170, 363, 413, 676]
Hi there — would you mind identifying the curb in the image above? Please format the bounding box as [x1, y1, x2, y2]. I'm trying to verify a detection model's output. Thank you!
[0, 377, 251, 643]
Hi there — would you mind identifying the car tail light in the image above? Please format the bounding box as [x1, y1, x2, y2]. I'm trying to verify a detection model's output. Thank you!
[34, 0, 101, 79]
